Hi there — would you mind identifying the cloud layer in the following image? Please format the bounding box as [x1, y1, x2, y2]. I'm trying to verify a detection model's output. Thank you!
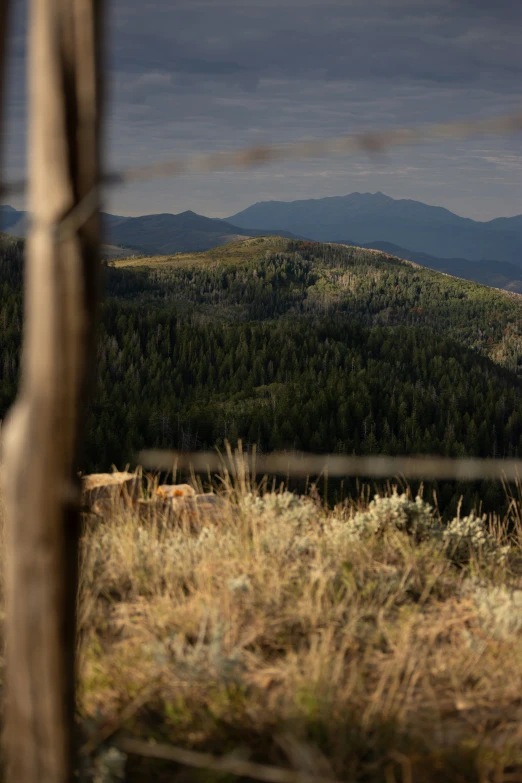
[2, 0, 521, 219]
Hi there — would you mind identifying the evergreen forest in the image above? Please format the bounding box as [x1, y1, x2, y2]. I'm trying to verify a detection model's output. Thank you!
[2, 234, 522, 516]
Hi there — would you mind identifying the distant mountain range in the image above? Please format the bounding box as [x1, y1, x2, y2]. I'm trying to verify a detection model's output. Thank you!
[0, 205, 26, 236]
[226, 192, 522, 265]
[0, 205, 300, 256]
[3, 192, 522, 292]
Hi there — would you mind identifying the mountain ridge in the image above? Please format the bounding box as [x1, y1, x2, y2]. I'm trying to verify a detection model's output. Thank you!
[226, 191, 522, 264]
[0, 205, 304, 256]
[3, 193, 522, 280]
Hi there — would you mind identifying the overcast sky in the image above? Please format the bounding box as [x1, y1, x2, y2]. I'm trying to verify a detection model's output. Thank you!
[2, 0, 521, 220]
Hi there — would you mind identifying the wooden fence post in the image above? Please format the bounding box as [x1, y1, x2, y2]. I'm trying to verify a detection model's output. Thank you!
[1, 1, 103, 781]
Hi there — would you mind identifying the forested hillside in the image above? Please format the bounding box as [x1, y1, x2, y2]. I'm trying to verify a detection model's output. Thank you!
[344, 240, 522, 293]
[2, 235, 522, 515]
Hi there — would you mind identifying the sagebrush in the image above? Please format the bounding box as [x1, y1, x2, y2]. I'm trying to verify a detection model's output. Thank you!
[63, 479, 522, 781]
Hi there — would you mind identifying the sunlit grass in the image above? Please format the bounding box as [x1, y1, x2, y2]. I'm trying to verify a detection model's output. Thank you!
[71, 467, 522, 781]
[111, 235, 289, 271]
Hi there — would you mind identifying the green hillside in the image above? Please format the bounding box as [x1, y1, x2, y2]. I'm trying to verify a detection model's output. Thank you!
[110, 237, 522, 371]
[2, 236, 522, 515]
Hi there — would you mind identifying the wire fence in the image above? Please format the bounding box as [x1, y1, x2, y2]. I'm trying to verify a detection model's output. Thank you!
[71, 104, 522, 782]
[1, 110, 522, 199]
[2, 33, 522, 774]
[22, 108, 504, 483]
[138, 448, 522, 482]
[5, 103, 521, 487]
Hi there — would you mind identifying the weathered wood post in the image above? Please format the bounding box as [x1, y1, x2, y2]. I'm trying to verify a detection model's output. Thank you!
[1, 0, 103, 781]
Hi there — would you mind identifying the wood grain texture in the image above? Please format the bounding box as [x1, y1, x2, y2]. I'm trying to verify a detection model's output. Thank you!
[1, 1, 103, 780]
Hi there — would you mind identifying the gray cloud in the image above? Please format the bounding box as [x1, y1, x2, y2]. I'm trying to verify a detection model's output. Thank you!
[2, 0, 521, 219]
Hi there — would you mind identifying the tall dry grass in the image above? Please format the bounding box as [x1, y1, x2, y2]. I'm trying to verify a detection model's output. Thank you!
[72, 472, 522, 782]
[2, 457, 522, 780]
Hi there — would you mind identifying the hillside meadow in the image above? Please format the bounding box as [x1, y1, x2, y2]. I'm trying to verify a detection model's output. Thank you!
[2, 463, 522, 781]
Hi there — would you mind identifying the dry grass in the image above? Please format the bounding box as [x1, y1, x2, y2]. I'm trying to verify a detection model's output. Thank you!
[2, 465, 522, 780]
[111, 235, 290, 270]
[70, 472, 522, 782]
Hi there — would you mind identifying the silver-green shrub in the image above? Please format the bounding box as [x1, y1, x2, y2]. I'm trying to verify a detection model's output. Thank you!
[240, 491, 319, 557]
[241, 491, 317, 528]
[441, 513, 509, 566]
[348, 491, 437, 542]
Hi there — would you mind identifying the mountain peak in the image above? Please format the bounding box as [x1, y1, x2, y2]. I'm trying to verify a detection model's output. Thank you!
[225, 193, 522, 264]
[345, 191, 391, 201]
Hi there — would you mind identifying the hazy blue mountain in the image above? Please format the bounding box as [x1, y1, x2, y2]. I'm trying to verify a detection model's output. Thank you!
[226, 192, 522, 264]
[5, 195, 522, 268]
[342, 240, 522, 293]
[100, 210, 301, 254]
[486, 215, 522, 233]
[0, 206, 301, 255]
[0, 205, 28, 236]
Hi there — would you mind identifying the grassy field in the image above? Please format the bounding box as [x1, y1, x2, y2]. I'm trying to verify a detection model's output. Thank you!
[110, 235, 289, 271]
[3, 465, 519, 781]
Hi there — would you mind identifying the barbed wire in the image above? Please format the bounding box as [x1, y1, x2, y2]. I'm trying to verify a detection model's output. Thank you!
[6, 111, 522, 486]
[138, 449, 522, 482]
[2, 111, 522, 199]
